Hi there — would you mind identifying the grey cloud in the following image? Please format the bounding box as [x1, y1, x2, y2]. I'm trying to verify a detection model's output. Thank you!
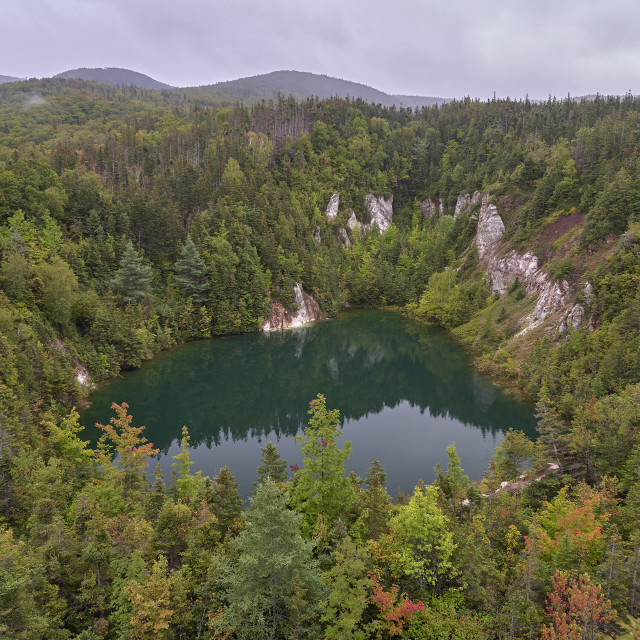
[0, 0, 638, 99]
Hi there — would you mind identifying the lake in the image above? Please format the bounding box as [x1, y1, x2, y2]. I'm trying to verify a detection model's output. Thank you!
[79, 309, 537, 498]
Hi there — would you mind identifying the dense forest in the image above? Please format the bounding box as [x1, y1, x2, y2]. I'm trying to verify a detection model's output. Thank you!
[2, 77, 640, 639]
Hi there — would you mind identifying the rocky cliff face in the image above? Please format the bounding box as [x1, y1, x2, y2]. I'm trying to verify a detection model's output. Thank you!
[476, 196, 505, 259]
[347, 210, 361, 232]
[348, 194, 393, 234]
[365, 193, 393, 232]
[453, 190, 481, 219]
[325, 193, 340, 222]
[421, 198, 438, 219]
[261, 283, 321, 331]
[336, 227, 351, 247]
[475, 196, 571, 334]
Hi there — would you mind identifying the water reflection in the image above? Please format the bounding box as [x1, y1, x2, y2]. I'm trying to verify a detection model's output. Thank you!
[80, 309, 536, 496]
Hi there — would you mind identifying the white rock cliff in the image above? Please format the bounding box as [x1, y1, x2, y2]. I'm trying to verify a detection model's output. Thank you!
[345, 194, 394, 234]
[261, 283, 321, 331]
[365, 193, 393, 232]
[475, 196, 570, 334]
[325, 193, 340, 222]
[453, 190, 481, 220]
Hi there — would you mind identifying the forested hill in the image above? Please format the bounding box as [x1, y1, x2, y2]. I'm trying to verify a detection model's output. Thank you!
[54, 67, 173, 90]
[40, 67, 451, 107]
[2, 77, 640, 638]
[0, 74, 22, 84]
[184, 69, 450, 107]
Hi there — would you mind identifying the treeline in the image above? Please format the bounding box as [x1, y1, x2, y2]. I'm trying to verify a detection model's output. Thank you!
[3, 393, 639, 639]
[2, 78, 640, 637]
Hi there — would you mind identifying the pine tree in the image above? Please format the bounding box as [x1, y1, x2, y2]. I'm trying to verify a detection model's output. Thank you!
[211, 466, 243, 543]
[322, 536, 373, 640]
[535, 384, 567, 470]
[290, 394, 355, 537]
[360, 460, 391, 540]
[253, 441, 288, 491]
[215, 479, 324, 640]
[111, 240, 153, 304]
[173, 235, 209, 304]
[386, 485, 457, 593]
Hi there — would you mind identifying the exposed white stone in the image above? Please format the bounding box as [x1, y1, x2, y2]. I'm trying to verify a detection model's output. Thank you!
[336, 227, 351, 247]
[439, 198, 446, 215]
[488, 250, 539, 296]
[476, 196, 505, 259]
[584, 281, 594, 307]
[568, 303, 585, 329]
[454, 193, 471, 220]
[520, 278, 570, 334]
[471, 190, 482, 207]
[262, 283, 321, 331]
[344, 195, 393, 235]
[476, 196, 570, 334]
[365, 193, 393, 233]
[75, 365, 94, 388]
[346, 210, 361, 232]
[314, 226, 321, 243]
[325, 193, 340, 222]
[421, 198, 438, 219]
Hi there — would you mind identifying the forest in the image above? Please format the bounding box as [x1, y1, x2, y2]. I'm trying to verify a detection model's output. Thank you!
[1, 77, 640, 638]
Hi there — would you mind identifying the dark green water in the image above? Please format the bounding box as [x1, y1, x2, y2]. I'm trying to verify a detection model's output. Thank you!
[79, 309, 537, 497]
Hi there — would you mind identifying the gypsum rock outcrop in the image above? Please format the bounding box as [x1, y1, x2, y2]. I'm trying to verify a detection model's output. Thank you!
[261, 283, 321, 331]
[475, 196, 569, 334]
[453, 190, 481, 220]
[325, 193, 340, 222]
[348, 194, 394, 234]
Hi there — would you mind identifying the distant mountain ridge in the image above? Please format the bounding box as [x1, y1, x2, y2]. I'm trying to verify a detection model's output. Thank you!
[44, 67, 449, 108]
[0, 75, 23, 84]
[54, 67, 172, 90]
[186, 70, 450, 107]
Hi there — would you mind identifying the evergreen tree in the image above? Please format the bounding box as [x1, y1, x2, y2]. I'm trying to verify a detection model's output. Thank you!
[215, 479, 324, 640]
[290, 394, 355, 537]
[173, 235, 209, 304]
[322, 536, 373, 640]
[535, 384, 567, 470]
[386, 485, 457, 593]
[111, 240, 153, 304]
[254, 441, 288, 491]
[359, 460, 391, 541]
[211, 466, 243, 543]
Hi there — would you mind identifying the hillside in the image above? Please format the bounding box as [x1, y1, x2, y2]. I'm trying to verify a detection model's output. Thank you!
[54, 66, 173, 89]
[0, 74, 22, 84]
[1, 79, 640, 638]
[183, 69, 450, 107]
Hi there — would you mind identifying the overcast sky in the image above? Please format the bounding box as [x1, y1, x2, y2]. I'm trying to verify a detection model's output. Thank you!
[2, 0, 639, 100]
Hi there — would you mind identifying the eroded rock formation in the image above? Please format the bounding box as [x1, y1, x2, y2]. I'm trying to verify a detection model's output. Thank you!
[476, 196, 505, 259]
[453, 191, 481, 220]
[365, 193, 393, 232]
[348, 194, 394, 234]
[421, 198, 438, 219]
[325, 193, 340, 222]
[262, 283, 321, 331]
[476, 196, 570, 334]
